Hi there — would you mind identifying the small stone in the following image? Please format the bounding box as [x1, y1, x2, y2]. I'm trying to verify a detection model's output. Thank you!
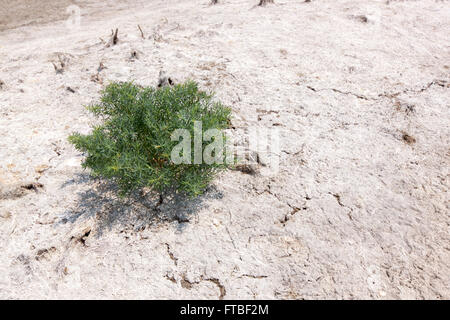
[1, 211, 12, 219]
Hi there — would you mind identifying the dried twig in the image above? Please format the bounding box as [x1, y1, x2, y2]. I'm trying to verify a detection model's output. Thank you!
[138, 24, 145, 39]
[52, 54, 68, 74]
[97, 62, 106, 72]
[157, 70, 174, 88]
[91, 73, 103, 84]
[112, 28, 119, 45]
[106, 28, 119, 47]
[258, 0, 274, 6]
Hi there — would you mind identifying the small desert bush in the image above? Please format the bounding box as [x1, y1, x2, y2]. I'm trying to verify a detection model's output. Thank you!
[69, 81, 231, 197]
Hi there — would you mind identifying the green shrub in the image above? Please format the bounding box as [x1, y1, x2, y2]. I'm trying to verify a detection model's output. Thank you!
[69, 81, 231, 197]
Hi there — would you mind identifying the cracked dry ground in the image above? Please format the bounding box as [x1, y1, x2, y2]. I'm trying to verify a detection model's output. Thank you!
[0, 0, 449, 299]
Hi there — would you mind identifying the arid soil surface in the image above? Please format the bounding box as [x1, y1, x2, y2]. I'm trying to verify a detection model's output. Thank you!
[0, 0, 449, 299]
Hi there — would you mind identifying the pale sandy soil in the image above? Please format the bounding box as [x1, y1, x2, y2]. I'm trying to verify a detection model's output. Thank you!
[0, 0, 449, 299]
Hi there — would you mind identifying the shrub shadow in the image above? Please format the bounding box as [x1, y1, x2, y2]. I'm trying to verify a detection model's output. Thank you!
[59, 174, 223, 236]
